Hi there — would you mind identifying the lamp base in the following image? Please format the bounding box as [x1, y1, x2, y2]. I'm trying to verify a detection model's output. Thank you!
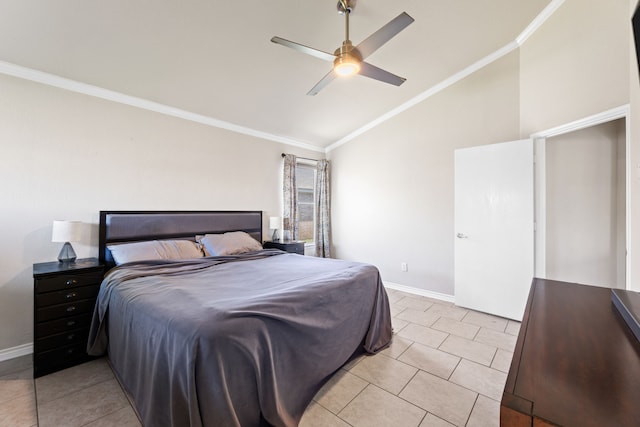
[57, 242, 77, 263]
[272, 229, 279, 242]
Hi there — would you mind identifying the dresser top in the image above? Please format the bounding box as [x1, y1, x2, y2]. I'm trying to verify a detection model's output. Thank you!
[502, 278, 640, 426]
[33, 257, 102, 276]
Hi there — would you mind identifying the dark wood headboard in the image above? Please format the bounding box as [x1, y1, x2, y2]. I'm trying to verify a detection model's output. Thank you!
[99, 210, 263, 268]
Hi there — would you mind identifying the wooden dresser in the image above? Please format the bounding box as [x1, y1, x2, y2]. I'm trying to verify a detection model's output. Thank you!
[501, 278, 640, 426]
[33, 258, 104, 377]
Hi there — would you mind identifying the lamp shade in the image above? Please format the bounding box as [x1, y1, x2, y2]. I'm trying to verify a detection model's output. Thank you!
[51, 220, 82, 243]
[269, 217, 280, 230]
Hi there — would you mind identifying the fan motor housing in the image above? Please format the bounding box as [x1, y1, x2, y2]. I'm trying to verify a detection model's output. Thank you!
[337, 0, 356, 14]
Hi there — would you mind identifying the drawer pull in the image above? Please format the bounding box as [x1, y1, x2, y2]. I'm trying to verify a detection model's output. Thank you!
[66, 306, 76, 312]
[65, 292, 78, 299]
[66, 333, 75, 340]
[66, 348, 75, 355]
[66, 320, 76, 327]
[66, 279, 77, 286]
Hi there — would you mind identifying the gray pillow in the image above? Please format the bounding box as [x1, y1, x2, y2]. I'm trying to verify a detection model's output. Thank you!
[199, 231, 262, 256]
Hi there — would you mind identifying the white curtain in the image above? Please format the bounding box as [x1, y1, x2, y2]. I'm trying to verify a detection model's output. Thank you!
[315, 159, 331, 257]
[282, 154, 298, 241]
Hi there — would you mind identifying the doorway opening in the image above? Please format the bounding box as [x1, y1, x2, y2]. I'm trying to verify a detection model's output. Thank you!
[533, 106, 629, 289]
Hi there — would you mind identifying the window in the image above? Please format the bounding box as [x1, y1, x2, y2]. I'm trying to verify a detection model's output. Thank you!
[296, 162, 316, 243]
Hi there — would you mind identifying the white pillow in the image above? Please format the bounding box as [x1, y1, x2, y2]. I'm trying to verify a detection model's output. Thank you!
[108, 240, 203, 265]
[199, 231, 262, 256]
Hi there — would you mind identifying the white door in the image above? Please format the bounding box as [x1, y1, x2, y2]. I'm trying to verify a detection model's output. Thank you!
[454, 139, 534, 320]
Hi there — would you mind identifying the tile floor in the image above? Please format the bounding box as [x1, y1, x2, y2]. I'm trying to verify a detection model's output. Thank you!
[0, 288, 518, 426]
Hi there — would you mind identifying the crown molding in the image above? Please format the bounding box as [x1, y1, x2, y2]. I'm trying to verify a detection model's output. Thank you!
[0, 1, 564, 155]
[516, 0, 566, 46]
[0, 60, 324, 154]
[326, 41, 519, 152]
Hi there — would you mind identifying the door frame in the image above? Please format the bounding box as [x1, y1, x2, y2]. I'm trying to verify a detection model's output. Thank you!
[530, 104, 631, 290]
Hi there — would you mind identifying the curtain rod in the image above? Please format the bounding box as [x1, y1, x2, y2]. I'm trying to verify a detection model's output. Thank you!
[281, 153, 318, 162]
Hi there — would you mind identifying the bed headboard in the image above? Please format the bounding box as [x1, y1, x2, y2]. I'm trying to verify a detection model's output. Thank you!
[99, 210, 263, 268]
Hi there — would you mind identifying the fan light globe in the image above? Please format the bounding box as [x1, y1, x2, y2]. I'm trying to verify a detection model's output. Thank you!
[334, 55, 360, 77]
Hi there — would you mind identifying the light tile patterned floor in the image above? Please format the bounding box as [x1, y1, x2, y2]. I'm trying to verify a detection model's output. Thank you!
[0, 288, 518, 426]
[301, 289, 519, 427]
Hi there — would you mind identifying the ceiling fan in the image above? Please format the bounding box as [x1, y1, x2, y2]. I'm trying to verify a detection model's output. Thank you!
[271, 0, 414, 96]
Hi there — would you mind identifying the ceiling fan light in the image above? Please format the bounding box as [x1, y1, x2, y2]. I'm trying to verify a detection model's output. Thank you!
[334, 55, 361, 77]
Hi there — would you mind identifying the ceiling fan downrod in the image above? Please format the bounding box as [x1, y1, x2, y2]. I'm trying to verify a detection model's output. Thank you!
[340, 0, 351, 42]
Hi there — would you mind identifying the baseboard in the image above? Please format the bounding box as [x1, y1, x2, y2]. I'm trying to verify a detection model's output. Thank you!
[384, 282, 455, 304]
[0, 343, 33, 362]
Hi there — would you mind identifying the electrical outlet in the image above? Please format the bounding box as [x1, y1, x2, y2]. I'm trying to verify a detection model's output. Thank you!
[401, 262, 408, 272]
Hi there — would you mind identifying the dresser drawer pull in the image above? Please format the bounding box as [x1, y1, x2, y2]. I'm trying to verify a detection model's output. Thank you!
[66, 348, 75, 355]
[66, 333, 75, 341]
[66, 320, 77, 327]
[65, 292, 78, 299]
[66, 279, 77, 286]
[66, 306, 76, 312]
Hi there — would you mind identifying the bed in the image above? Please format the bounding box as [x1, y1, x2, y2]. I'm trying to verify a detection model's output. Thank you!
[87, 211, 392, 427]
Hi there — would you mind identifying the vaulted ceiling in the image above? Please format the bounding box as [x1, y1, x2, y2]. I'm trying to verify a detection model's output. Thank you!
[0, 0, 552, 150]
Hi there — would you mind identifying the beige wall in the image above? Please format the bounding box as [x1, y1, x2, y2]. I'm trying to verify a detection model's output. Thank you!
[520, 0, 629, 135]
[521, 0, 636, 289]
[2, 0, 639, 354]
[0, 73, 321, 352]
[545, 120, 625, 288]
[328, 51, 521, 296]
[330, 0, 636, 297]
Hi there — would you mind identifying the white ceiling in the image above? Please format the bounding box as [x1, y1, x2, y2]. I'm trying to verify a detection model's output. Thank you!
[0, 0, 552, 150]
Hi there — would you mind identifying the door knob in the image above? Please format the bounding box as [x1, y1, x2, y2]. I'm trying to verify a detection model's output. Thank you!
[456, 233, 468, 239]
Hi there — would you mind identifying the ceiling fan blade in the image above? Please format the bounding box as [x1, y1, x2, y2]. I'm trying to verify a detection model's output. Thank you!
[271, 37, 336, 62]
[306, 70, 337, 96]
[355, 12, 414, 59]
[358, 62, 406, 86]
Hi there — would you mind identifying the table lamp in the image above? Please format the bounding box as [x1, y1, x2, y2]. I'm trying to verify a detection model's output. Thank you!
[51, 220, 82, 263]
[269, 216, 280, 241]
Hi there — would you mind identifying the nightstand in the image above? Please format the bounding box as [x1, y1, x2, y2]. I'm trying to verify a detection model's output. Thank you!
[263, 240, 305, 255]
[33, 258, 104, 378]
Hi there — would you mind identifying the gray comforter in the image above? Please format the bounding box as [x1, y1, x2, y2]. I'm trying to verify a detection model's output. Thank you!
[87, 250, 392, 427]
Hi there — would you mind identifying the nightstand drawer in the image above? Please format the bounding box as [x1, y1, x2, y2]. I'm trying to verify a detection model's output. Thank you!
[263, 241, 305, 255]
[33, 258, 103, 378]
[35, 328, 89, 353]
[36, 313, 93, 337]
[36, 299, 96, 322]
[36, 285, 100, 308]
[34, 343, 89, 374]
[35, 271, 103, 294]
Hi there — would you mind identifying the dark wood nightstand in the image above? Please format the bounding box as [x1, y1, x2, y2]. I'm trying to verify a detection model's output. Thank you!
[33, 258, 104, 378]
[263, 240, 305, 255]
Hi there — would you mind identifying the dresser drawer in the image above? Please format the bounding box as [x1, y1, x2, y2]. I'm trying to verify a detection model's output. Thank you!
[36, 285, 100, 308]
[36, 299, 96, 323]
[35, 328, 89, 353]
[35, 271, 103, 294]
